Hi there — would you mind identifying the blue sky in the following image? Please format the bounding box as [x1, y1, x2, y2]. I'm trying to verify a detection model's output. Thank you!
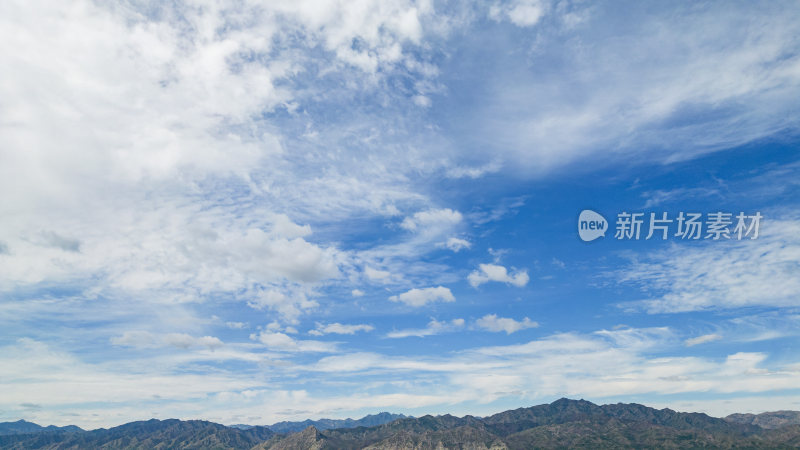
[1, 0, 800, 429]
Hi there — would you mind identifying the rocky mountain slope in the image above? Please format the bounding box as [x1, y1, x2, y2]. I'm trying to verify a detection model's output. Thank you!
[3, 399, 800, 449]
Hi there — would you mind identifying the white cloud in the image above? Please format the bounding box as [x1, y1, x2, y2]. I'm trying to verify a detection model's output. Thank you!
[686, 334, 723, 347]
[475, 314, 538, 334]
[489, 0, 548, 27]
[468, 263, 529, 287]
[310, 325, 800, 406]
[0, 338, 281, 428]
[412, 95, 432, 107]
[111, 331, 223, 350]
[0, 0, 444, 323]
[641, 187, 722, 208]
[351, 289, 365, 297]
[387, 318, 465, 338]
[246, 288, 319, 324]
[445, 161, 502, 179]
[270, 214, 312, 239]
[400, 208, 462, 233]
[617, 216, 800, 313]
[271, 0, 433, 73]
[364, 266, 393, 282]
[465, 2, 800, 175]
[250, 330, 337, 353]
[6, 324, 800, 429]
[389, 286, 455, 307]
[309, 322, 374, 336]
[442, 237, 471, 252]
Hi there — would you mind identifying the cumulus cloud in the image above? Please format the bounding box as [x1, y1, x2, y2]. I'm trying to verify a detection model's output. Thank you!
[387, 318, 465, 338]
[364, 266, 392, 283]
[400, 208, 463, 233]
[475, 314, 538, 334]
[309, 322, 374, 336]
[442, 237, 471, 252]
[468, 263, 529, 287]
[489, 0, 548, 27]
[270, 214, 312, 239]
[389, 286, 455, 307]
[246, 288, 319, 324]
[0, 0, 433, 315]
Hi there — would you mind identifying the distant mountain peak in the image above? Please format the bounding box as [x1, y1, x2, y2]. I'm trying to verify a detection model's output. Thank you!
[0, 420, 84, 436]
[726, 410, 800, 429]
[260, 411, 409, 434]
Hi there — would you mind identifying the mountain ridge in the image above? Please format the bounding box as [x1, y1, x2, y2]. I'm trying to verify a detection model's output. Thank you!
[725, 410, 800, 430]
[3, 399, 800, 449]
[258, 412, 409, 434]
[0, 419, 83, 436]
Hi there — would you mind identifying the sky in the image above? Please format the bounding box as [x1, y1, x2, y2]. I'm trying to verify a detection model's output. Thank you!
[1, 0, 800, 430]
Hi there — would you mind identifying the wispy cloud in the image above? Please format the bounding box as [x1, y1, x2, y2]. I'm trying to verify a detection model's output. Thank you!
[250, 330, 338, 353]
[111, 331, 223, 350]
[309, 322, 374, 336]
[641, 187, 723, 208]
[450, 1, 800, 174]
[685, 334, 723, 347]
[387, 318, 465, 338]
[617, 215, 800, 313]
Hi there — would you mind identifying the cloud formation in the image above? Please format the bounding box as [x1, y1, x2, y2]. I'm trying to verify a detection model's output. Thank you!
[618, 217, 800, 313]
[475, 314, 538, 334]
[389, 286, 456, 307]
[468, 264, 530, 287]
[400, 208, 463, 233]
[250, 330, 338, 353]
[1, 0, 799, 430]
[111, 331, 223, 350]
[309, 322, 375, 336]
[685, 334, 723, 347]
[386, 318, 465, 338]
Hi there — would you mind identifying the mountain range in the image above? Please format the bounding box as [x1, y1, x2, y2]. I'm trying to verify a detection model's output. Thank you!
[230, 413, 408, 434]
[0, 420, 83, 436]
[2, 399, 800, 449]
